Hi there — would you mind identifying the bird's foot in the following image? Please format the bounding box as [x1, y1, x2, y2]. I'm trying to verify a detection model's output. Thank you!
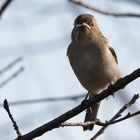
[108, 82, 115, 97]
[112, 92, 115, 97]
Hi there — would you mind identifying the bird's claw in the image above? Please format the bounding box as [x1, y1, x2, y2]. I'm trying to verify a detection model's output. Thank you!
[108, 82, 115, 97]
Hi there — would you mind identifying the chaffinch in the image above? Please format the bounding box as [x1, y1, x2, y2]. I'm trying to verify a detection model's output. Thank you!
[67, 14, 121, 131]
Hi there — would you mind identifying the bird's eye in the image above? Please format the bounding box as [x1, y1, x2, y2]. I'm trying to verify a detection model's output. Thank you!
[91, 22, 94, 27]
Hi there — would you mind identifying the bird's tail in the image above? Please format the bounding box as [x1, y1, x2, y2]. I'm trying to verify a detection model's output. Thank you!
[83, 101, 100, 131]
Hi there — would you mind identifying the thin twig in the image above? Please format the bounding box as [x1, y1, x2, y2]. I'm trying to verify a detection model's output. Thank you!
[0, 0, 13, 17]
[3, 99, 22, 138]
[0, 94, 85, 107]
[15, 69, 140, 140]
[61, 120, 104, 127]
[60, 108, 140, 127]
[90, 94, 139, 140]
[0, 57, 23, 75]
[109, 110, 140, 125]
[69, 0, 140, 17]
[0, 67, 24, 89]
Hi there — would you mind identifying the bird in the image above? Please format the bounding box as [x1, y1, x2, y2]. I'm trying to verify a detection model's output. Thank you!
[67, 14, 121, 131]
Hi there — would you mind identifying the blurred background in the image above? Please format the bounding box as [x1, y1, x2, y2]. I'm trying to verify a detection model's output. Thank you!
[0, 0, 140, 139]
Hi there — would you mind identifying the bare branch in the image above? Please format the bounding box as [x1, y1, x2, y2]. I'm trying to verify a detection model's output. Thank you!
[109, 110, 140, 125]
[90, 94, 139, 140]
[69, 0, 140, 17]
[15, 69, 140, 140]
[0, 57, 24, 89]
[3, 99, 22, 138]
[60, 95, 140, 128]
[60, 109, 140, 128]
[0, 67, 24, 89]
[0, 94, 85, 107]
[0, 57, 23, 75]
[0, 0, 13, 17]
[60, 120, 104, 127]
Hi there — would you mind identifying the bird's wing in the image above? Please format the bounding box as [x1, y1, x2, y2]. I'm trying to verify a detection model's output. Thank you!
[67, 43, 72, 56]
[108, 43, 118, 64]
[102, 35, 118, 64]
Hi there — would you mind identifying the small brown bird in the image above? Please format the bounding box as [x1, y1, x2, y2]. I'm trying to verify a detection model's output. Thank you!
[67, 14, 121, 131]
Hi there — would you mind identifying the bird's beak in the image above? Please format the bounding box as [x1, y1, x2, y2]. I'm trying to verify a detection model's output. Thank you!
[75, 22, 91, 30]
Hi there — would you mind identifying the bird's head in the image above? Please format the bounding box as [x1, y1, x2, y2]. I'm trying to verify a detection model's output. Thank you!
[71, 14, 100, 42]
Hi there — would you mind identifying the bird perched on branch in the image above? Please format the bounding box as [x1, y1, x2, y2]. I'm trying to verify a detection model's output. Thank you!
[67, 14, 121, 131]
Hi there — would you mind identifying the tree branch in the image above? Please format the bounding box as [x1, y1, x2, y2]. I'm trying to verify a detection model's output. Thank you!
[90, 94, 139, 140]
[109, 110, 140, 125]
[0, 94, 85, 107]
[60, 120, 104, 127]
[69, 0, 140, 17]
[0, 67, 24, 89]
[15, 69, 140, 140]
[0, 57, 23, 75]
[0, 0, 13, 17]
[60, 109, 140, 128]
[60, 94, 139, 129]
[3, 99, 22, 138]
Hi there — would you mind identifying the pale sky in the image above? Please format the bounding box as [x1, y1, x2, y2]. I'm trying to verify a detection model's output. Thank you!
[0, 0, 140, 140]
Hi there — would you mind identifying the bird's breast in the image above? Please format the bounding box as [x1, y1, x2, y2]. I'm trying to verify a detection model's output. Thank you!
[68, 43, 120, 93]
